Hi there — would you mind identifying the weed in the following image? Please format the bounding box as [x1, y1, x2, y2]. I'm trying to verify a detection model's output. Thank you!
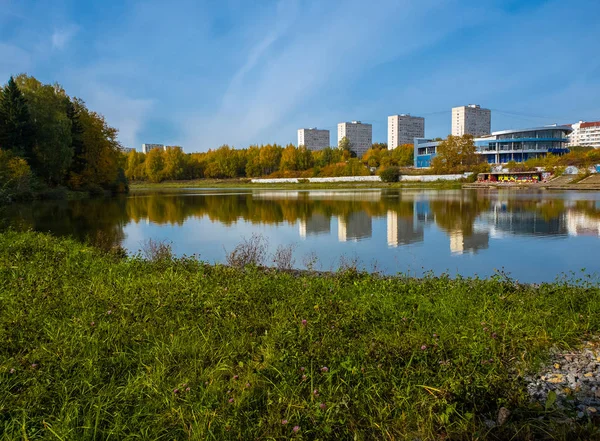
[141, 238, 173, 261]
[272, 243, 296, 271]
[225, 233, 269, 267]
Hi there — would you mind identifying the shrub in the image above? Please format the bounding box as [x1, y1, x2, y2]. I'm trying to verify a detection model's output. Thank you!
[141, 238, 173, 262]
[378, 166, 401, 182]
[272, 244, 296, 270]
[226, 233, 269, 267]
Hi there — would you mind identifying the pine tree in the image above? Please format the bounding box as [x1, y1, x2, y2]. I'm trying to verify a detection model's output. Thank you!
[0, 76, 34, 159]
[66, 98, 86, 174]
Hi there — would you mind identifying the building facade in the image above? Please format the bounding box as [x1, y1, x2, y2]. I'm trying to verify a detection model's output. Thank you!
[298, 128, 330, 151]
[569, 121, 600, 148]
[338, 121, 372, 158]
[120, 147, 135, 154]
[142, 143, 165, 154]
[388, 114, 425, 149]
[452, 104, 491, 137]
[414, 125, 572, 168]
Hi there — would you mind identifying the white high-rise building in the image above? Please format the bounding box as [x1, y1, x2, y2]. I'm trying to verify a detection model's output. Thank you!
[142, 143, 165, 154]
[452, 104, 491, 137]
[337, 121, 372, 158]
[569, 121, 600, 148]
[298, 128, 330, 151]
[388, 114, 424, 149]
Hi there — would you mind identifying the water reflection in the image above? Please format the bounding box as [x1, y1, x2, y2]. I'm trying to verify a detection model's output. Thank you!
[2, 189, 600, 280]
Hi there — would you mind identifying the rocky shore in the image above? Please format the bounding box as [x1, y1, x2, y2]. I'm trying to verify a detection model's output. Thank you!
[526, 338, 600, 420]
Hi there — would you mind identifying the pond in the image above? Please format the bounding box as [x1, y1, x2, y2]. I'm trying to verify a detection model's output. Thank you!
[2, 188, 600, 283]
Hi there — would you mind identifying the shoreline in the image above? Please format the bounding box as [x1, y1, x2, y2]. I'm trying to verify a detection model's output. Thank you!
[129, 177, 600, 192]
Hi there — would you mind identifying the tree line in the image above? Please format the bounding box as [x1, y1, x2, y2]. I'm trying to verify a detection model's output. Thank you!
[0, 75, 127, 202]
[125, 142, 415, 183]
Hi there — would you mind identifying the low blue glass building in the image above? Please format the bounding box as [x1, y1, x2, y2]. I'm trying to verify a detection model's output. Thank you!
[414, 125, 572, 168]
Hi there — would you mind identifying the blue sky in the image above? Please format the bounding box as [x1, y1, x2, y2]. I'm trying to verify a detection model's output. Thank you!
[1, 0, 599, 151]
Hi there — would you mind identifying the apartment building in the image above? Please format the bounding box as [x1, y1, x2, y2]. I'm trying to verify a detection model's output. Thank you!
[452, 104, 491, 137]
[569, 121, 600, 148]
[337, 121, 372, 158]
[142, 144, 183, 154]
[297, 128, 330, 151]
[141, 143, 165, 154]
[388, 114, 424, 149]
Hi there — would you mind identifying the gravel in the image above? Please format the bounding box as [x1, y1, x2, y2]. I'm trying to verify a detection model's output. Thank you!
[525, 338, 600, 419]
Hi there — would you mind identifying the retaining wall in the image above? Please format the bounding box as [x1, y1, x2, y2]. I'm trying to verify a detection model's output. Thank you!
[250, 174, 471, 184]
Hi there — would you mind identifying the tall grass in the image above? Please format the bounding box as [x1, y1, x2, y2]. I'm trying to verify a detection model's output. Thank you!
[0, 231, 599, 440]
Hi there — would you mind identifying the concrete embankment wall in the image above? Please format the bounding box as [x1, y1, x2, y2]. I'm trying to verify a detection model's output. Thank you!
[251, 174, 470, 184]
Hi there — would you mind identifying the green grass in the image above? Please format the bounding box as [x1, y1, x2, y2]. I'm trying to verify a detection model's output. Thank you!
[1, 232, 599, 440]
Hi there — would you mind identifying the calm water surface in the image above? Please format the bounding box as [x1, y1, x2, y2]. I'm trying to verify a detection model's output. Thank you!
[2, 188, 600, 283]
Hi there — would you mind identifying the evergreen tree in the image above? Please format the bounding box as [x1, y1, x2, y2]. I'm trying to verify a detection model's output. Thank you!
[66, 98, 86, 175]
[0, 76, 35, 159]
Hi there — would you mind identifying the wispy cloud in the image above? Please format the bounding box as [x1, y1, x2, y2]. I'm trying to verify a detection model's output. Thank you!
[1, 0, 600, 150]
[51, 25, 79, 50]
[182, 0, 476, 150]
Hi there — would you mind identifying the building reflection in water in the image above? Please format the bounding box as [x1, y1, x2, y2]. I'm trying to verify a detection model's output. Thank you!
[338, 212, 372, 242]
[299, 213, 331, 238]
[477, 201, 569, 237]
[386, 210, 424, 247]
[567, 211, 600, 237]
[449, 230, 489, 254]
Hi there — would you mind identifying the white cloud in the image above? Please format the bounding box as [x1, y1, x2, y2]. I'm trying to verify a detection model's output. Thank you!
[87, 86, 153, 149]
[51, 25, 79, 50]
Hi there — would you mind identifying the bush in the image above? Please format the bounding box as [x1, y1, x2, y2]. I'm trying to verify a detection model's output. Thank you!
[0, 149, 34, 202]
[378, 166, 401, 182]
[225, 233, 269, 267]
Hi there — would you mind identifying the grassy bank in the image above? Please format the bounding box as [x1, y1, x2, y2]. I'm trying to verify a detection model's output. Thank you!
[1, 232, 599, 440]
[130, 178, 463, 191]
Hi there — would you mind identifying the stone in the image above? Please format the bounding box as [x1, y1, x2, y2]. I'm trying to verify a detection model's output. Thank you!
[497, 407, 511, 426]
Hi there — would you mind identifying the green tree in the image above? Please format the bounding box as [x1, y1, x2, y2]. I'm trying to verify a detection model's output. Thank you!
[0, 148, 33, 201]
[66, 98, 86, 176]
[75, 100, 122, 190]
[339, 136, 351, 153]
[431, 135, 478, 173]
[15, 75, 73, 185]
[297, 145, 314, 171]
[0, 76, 35, 160]
[391, 143, 414, 167]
